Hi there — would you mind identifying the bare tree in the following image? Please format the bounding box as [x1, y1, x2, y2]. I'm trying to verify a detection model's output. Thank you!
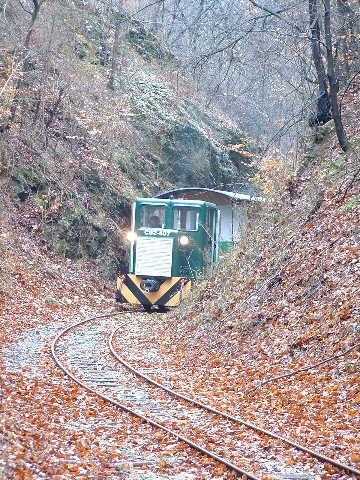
[323, 0, 348, 151]
[24, 0, 46, 50]
[308, 0, 328, 93]
[147, 0, 353, 151]
[132, 0, 317, 151]
[109, 18, 121, 90]
[7, 0, 47, 125]
[307, 0, 349, 151]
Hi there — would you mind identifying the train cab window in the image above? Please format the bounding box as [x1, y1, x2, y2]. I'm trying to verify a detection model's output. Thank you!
[140, 205, 165, 228]
[173, 207, 199, 231]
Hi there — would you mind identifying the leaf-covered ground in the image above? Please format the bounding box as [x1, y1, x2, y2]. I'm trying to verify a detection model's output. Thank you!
[0, 214, 227, 479]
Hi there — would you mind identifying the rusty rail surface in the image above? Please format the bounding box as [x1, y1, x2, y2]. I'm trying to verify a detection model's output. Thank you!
[51, 313, 260, 479]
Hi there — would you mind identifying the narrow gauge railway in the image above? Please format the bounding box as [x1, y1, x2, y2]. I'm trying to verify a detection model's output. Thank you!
[51, 313, 360, 479]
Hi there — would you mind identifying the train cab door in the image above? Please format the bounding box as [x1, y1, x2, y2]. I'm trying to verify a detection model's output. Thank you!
[204, 208, 218, 270]
[214, 209, 220, 262]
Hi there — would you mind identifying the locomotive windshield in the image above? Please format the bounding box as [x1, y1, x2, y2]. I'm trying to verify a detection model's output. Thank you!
[173, 207, 199, 231]
[140, 205, 166, 228]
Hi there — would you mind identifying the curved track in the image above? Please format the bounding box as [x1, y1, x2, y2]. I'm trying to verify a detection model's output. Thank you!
[51, 312, 360, 479]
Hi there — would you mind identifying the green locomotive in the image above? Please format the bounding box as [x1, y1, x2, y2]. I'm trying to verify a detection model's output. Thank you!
[116, 197, 220, 309]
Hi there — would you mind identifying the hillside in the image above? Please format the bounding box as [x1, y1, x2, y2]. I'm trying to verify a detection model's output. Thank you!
[114, 90, 360, 473]
[0, 1, 253, 277]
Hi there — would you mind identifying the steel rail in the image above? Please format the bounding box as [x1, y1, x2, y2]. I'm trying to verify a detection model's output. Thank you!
[109, 325, 360, 478]
[50, 313, 261, 480]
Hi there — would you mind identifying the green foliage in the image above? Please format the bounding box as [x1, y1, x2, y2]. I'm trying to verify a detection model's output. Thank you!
[34, 193, 51, 210]
[80, 168, 131, 216]
[12, 167, 47, 201]
[303, 147, 317, 166]
[126, 20, 173, 62]
[128, 73, 178, 127]
[10, 164, 130, 266]
[344, 195, 360, 212]
[160, 123, 211, 186]
[327, 158, 346, 176]
[125, 69, 252, 190]
[114, 148, 134, 171]
[81, 169, 104, 193]
[45, 207, 108, 259]
[313, 124, 333, 144]
[102, 190, 130, 217]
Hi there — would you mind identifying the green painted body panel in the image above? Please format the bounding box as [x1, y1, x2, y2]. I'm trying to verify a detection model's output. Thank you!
[219, 241, 234, 254]
[129, 198, 220, 279]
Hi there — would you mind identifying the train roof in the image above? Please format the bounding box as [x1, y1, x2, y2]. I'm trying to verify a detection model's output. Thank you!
[155, 187, 263, 205]
[135, 197, 217, 208]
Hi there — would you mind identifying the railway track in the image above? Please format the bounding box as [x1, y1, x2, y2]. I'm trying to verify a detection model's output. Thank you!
[51, 312, 360, 479]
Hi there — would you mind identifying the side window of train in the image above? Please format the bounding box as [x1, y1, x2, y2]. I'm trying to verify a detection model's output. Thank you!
[140, 205, 166, 228]
[173, 207, 199, 231]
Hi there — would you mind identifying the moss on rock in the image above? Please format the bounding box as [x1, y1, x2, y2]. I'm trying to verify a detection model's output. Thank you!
[126, 20, 174, 63]
[44, 207, 108, 259]
[12, 167, 47, 202]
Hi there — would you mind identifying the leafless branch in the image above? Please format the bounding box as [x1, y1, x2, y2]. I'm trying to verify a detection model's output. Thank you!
[339, 70, 360, 115]
[248, 0, 305, 34]
[18, 0, 32, 15]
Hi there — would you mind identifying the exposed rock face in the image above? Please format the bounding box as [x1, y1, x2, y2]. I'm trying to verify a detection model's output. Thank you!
[161, 123, 252, 188]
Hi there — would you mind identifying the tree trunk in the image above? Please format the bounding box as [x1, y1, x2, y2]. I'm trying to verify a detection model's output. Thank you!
[336, 0, 351, 80]
[24, 1, 41, 50]
[308, 0, 328, 93]
[323, 0, 349, 151]
[108, 22, 120, 90]
[336, 0, 360, 76]
[8, 0, 44, 125]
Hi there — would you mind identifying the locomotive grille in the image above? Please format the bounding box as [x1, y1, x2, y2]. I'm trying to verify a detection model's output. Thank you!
[135, 237, 173, 277]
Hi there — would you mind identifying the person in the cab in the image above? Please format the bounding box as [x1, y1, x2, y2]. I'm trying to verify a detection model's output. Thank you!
[149, 215, 161, 228]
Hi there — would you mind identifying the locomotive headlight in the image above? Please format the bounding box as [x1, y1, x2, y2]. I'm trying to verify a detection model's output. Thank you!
[126, 231, 137, 242]
[179, 235, 190, 246]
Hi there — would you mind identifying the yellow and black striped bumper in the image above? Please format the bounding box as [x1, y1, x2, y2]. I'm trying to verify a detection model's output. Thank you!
[116, 274, 192, 307]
